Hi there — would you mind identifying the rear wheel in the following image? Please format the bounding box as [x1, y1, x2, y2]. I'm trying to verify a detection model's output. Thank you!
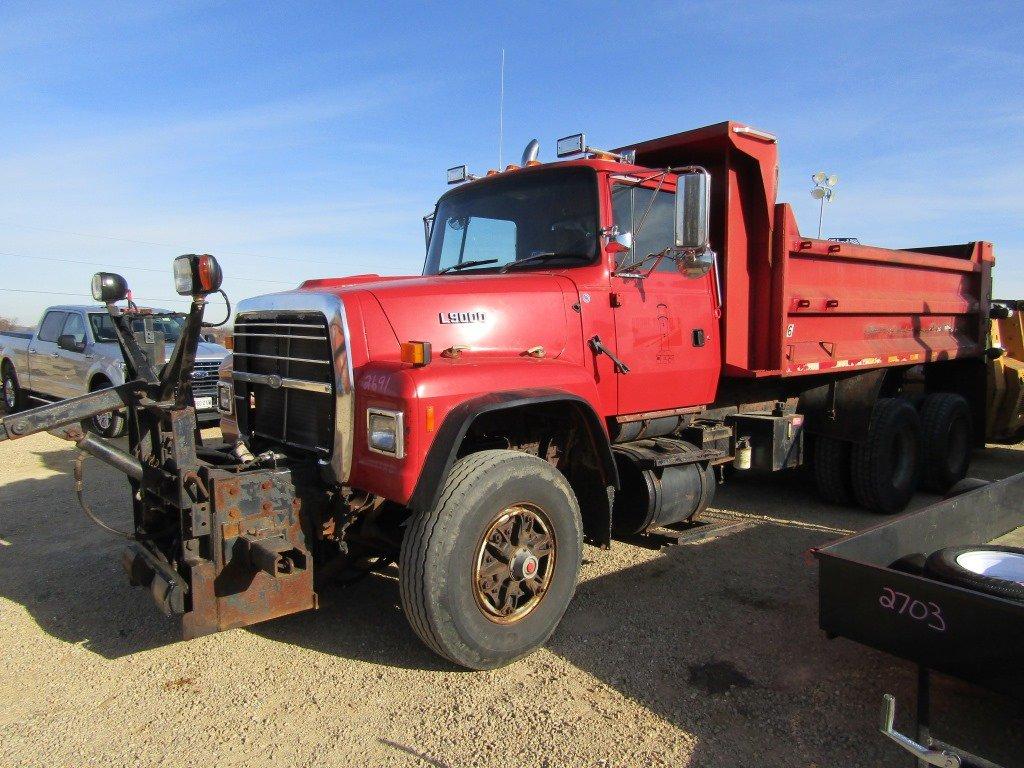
[399, 449, 582, 670]
[919, 393, 972, 494]
[813, 436, 855, 505]
[86, 377, 126, 438]
[2, 363, 24, 413]
[851, 398, 921, 514]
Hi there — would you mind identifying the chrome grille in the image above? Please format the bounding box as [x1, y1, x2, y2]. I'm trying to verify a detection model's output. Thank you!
[190, 360, 221, 398]
[233, 312, 334, 456]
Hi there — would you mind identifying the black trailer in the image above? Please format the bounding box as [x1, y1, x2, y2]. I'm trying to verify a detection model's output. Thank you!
[816, 473, 1024, 767]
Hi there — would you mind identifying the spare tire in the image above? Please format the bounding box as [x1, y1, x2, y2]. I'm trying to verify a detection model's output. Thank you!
[925, 545, 1024, 601]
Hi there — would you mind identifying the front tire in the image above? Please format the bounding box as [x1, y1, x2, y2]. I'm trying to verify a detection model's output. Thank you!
[86, 378, 127, 438]
[399, 449, 583, 670]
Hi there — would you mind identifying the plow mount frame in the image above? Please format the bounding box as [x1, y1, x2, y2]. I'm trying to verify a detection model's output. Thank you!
[0, 293, 319, 636]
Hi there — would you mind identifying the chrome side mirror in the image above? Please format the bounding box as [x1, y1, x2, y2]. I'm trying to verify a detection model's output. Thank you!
[610, 229, 633, 251]
[674, 167, 711, 255]
[676, 250, 716, 279]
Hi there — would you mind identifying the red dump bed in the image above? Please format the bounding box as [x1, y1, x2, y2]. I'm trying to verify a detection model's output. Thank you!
[622, 122, 994, 380]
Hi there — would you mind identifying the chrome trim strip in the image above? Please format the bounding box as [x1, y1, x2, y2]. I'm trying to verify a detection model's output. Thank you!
[235, 290, 356, 485]
[232, 351, 330, 365]
[232, 332, 327, 341]
[234, 321, 325, 330]
[233, 370, 332, 394]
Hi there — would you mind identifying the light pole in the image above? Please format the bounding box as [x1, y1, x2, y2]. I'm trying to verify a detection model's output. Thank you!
[811, 171, 838, 239]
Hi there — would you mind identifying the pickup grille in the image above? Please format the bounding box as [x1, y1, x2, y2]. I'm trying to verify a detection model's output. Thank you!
[190, 360, 221, 399]
[233, 312, 334, 456]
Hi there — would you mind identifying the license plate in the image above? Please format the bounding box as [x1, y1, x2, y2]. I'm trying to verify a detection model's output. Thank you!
[194, 396, 214, 411]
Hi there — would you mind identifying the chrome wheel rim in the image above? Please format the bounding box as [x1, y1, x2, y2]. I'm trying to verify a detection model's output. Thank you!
[3, 378, 14, 409]
[474, 503, 556, 624]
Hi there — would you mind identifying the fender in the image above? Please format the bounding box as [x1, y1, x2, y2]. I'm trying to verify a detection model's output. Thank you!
[407, 388, 619, 518]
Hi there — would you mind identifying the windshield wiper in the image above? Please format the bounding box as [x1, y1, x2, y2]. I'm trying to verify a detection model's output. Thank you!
[500, 252, 591, 273]
[437, 259, 499, 274]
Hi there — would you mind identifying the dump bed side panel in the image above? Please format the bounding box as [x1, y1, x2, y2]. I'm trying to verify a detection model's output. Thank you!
[768, 204, 992, 377]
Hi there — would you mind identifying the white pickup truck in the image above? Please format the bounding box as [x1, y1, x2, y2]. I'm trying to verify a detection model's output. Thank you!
[0, 304, 229, 436]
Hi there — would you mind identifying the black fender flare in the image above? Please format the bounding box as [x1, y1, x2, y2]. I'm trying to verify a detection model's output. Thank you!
[408, 388, 619, 519]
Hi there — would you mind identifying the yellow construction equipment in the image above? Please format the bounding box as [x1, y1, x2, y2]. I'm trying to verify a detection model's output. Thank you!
[987, 300, 1024, 443]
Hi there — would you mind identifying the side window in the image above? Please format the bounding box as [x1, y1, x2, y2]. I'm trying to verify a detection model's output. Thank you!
[37, 311, 68, 342]
[89, 313, 117, 342]
[62, 313, 87, 346]
[611, 185, 677, 273]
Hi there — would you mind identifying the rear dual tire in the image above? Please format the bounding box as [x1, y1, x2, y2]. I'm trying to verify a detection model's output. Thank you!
[851, 398, 922, 514]
[812, 393, 973, 513]
[399, 449, 582, 670]
[918, 393, 972, 494]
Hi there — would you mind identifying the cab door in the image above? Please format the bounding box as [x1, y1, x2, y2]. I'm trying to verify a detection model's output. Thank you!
[53, 312, 91, 398]
[28, 310, 68, 398]
[609, 181, 720, 415]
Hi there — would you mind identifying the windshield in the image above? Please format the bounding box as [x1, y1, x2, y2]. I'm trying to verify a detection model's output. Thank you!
[89, 313, 185, 343]
[423, 167, 599, 275]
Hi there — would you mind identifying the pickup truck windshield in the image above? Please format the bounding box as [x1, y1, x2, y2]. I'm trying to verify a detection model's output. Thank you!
[89, 313, 185, 343]
[423, 166, 599, 275]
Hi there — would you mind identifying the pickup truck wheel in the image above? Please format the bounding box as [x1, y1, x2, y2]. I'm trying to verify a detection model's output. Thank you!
[399, 449, 583, 670]
[919, 393, 972, 494]
[812, 436, 855, 505]
[2, 364, 24, 412]
[851, 398, 921, 514]
[86, 378, 127, 438]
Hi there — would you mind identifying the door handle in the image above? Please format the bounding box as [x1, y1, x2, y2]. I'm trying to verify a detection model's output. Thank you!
[28, 348, 37, 355]
[588, 335, 630, 374]
[51, 352, 60, 358]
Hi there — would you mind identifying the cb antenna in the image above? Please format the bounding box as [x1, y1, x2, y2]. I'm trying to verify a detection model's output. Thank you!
[498, 48, 505, 168]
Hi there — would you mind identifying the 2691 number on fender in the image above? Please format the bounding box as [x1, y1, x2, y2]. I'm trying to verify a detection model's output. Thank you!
[879, 586, 946, 632]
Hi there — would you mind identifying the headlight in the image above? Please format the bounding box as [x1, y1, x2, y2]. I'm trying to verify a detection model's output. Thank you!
[367, 408, 404, 458]
[173, 254, 223, 296]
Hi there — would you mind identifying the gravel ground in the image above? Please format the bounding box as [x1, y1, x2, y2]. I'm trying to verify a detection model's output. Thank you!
[1, 431, 1022, 767]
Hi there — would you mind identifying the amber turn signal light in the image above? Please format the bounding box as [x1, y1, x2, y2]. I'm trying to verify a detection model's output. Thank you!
[400, 340, 432, 366]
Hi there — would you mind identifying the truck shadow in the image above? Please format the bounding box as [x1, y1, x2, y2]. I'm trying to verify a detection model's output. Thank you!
[0, 441, 182, 658]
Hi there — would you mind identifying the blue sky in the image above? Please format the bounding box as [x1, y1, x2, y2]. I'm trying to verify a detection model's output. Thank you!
[1, 0, 1021, 324]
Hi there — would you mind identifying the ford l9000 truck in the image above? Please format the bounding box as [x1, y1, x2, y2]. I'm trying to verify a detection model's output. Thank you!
[0, 121, 1000, 669]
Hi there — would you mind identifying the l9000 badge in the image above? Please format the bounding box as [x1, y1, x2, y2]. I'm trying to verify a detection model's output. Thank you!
[439, 311, 486, 324]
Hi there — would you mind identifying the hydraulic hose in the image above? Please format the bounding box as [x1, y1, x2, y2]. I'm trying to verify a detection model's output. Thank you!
[73, 452, 135, 539]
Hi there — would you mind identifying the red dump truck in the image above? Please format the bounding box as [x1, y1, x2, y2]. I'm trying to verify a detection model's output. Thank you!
[0, 121, 996, 669]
